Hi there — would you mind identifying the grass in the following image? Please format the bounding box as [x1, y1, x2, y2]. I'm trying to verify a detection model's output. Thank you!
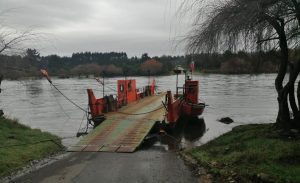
[186, 124, 300, 183]
[0, 117, 64, 177]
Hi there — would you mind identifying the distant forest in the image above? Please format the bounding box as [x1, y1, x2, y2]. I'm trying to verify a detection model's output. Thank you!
[1, 49, 299, 79]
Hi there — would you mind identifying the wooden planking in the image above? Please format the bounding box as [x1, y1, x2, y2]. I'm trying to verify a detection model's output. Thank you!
[68, 92, 165, 153]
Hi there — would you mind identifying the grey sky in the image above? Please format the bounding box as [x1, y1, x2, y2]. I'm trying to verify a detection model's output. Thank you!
[0, 0, 191, 57]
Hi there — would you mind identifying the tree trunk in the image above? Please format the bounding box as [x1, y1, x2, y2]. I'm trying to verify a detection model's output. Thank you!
[271, 19, 290, 129]
[288, 83, 298, 115]
[278, 86, 291, 129]
[295, 61, 300, 129]
[289, 0, 300, 129]
[298, 80, 300, 112]
[288, 61, 300, 119]
[295, 84, 300, 129]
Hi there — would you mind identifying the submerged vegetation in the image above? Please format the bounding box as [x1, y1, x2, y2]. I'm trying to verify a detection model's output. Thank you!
[0, 117, 63, 177]
[186, 124, 300, 183]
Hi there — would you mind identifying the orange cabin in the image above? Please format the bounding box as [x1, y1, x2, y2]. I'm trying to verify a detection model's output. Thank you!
[165, 79, 203, 124]
[117, 79, 137, 107]
[87, 79, 156, 125]
[184, 80, 199, 104]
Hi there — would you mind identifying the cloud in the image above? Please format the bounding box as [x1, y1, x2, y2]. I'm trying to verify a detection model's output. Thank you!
[0, 0, 190, 57]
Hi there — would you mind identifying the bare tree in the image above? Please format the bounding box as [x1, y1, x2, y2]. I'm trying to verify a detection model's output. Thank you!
[0, 10, 38, 55]
[185, 0, 300, 130]
[0, 28, 37, 55]
[0, 11, 39, 116]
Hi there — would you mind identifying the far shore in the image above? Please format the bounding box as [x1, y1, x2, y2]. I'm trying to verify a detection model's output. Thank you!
[0, 72, 279, 81]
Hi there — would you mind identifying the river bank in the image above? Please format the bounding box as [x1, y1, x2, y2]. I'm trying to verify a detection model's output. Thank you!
[183, 124, 300, 183]
[0, 117, 64, 178]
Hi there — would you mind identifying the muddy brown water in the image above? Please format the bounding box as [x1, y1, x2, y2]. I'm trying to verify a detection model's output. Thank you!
[0, 74, 281, 149]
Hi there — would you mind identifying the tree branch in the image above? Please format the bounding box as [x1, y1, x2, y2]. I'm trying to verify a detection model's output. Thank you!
[0, 29, 37, 54]
[256, 37, 279, 44]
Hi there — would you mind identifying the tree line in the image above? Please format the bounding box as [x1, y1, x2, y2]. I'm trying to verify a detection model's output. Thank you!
[2, 49, 298, 79]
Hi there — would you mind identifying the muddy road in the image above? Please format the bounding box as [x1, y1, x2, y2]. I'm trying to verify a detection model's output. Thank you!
[12, 148, 198, 183]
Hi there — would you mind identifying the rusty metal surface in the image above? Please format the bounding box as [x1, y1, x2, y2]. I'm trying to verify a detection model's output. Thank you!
[68, 92, 165, 153]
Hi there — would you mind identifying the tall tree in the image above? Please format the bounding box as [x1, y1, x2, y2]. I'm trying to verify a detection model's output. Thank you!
[185, 0, 300, 130]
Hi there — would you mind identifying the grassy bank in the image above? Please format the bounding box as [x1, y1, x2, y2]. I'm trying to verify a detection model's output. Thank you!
[0, 117, 64, 177]
[186, 124, 300, 183]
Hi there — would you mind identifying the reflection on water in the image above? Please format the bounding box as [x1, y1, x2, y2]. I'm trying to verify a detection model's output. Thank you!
[24, 80, 43, 96]
[182, 118, 206, 142]
[161, 117, 206, 151]
[141, 117, 206, 151]
[0, 74, 283, 147]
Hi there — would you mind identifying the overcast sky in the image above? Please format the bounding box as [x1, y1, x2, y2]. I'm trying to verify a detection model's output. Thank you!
[0, 0, 192, 57]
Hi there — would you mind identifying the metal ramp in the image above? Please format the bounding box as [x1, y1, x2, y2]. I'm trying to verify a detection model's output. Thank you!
[68, 93, 165, 153]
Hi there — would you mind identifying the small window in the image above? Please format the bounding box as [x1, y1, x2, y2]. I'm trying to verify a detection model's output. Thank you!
[128, 82, 132, 92]
[120, 84, 124, 92]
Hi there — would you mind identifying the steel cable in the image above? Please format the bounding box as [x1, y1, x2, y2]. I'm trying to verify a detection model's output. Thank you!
[50, 83, 87, 113]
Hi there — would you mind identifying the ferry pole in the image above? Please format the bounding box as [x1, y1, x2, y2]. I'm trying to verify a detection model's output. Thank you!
[102, 71, 105, 97]
[176, 73, 178, 96]
[148, 70, 150, 85]
[103, 76, 104, 97]
[173, 67, 181, 97]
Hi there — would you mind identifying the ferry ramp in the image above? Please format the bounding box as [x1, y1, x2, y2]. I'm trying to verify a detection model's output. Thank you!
[68, 92, 165, 153]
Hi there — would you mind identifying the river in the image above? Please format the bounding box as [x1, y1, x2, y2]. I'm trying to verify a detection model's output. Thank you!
[0, 74, 279, 148]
